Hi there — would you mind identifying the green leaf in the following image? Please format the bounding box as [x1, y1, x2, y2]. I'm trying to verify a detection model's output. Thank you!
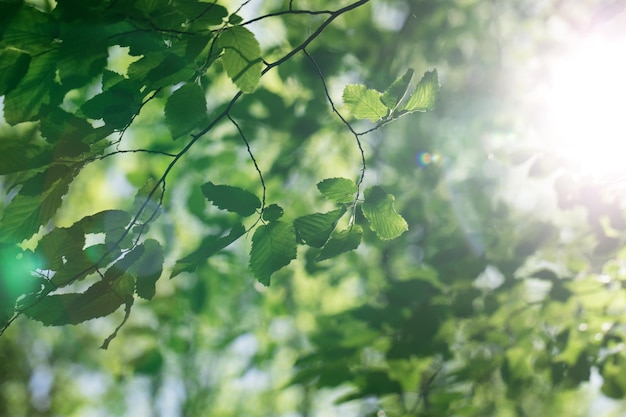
[81, 78, 143, 129]
[165, 83, 208, 139]
[0, 5, 59, 54]
[317, 177, 357, 204]
[0, 166, 77, 244]
[401, 69, 439, 112]
[262, 204, 284, 222]
[201, 182, 261, 217]
[172, 224, 246, 278]
[0, 135, 52, 175]
[21, 276, 134, 326]
[3, 50, 59, 125]
[75, 210, 132, 235]
[35, 226, 85, 271]
[21, 249, 140, 326]
[0, 48, 31, 95]
[249, 221, 296, 286]
[317, 225, 363, 261]
[342, 84, 388, 122]
[362, 186, 408, 240]
[57, 23, 108, 89]
[381, 68, 414, 110]
[131, 239, 164, 300]
[218, 26, 263, 93]
[294, 208, 346, 248]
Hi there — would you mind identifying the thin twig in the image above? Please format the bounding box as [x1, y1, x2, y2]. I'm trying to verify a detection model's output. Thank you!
[227, 115, 267, 212]
[303, 48, 366, 217]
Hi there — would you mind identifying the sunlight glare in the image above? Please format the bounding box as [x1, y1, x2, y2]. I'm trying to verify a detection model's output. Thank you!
[545, 35, 626, 178]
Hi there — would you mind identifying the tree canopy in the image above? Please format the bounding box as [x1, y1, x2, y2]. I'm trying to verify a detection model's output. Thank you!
[2, 0, 626, 416]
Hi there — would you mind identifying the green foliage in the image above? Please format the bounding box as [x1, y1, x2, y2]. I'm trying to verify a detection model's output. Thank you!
[217, 26, 263, 93]
[342, 84, 389, 122]
[249, 221, 297, 286]
[401, 69, 439, 112]
[201, 182, 261, 217]
[4, 1, 616, 417]
[362, 186, 408, 240]
[317, 177, 357, 204]
[165, 83, 208, 139]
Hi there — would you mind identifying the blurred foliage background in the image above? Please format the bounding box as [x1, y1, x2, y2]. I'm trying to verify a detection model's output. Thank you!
[2, 0, 626, 416]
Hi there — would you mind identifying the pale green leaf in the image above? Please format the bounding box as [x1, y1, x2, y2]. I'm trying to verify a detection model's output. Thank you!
[381, 68, 414, 110]
[218, 26, 262, 93]
[342, 84, 388, 122]
[201, 182, 261, 217]
[294, 208, 346, 248]
[317, 177, 357, 204]
[317, 225, 363, 261]
[362, 186, 408, 240]
[249, 221, 296, 286]
[401, 69, 439, 112]
[165, 82, 208, 139]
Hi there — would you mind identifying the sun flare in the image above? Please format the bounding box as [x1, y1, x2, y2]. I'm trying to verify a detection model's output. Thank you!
[544, 34, 626, 179]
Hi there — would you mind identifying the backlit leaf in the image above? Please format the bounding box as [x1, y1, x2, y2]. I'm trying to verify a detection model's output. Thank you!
[401, 69, 439, 112]
[201, 182, 261, 217]
[342, 84, 388, 122]
[249, 221, 296, 286]
[317, 177, 357, 204]
[317, 225, 362, 261]
[381, 68, 414, 110]
[218, 26, 262, 93]
[362, 186, 408, 240]
[294, 208, 346, 248]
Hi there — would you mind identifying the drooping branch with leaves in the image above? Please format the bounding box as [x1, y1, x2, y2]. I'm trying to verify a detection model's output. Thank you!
[0, 0, 438, 345]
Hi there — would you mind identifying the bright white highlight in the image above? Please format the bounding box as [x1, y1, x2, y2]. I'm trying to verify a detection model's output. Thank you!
[545, 35, 626, 178]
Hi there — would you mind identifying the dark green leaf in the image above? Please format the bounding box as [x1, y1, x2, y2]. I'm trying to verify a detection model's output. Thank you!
[381, 68, 414, 110]
[294, 207, 346, 248]
[317, 177, 357, 203]
[35, 226, 85, 271]
[218, 26, 263, 93]
[75, 210, 132, 235]
[249, 221, 296, 286]
[0, 166, 77, 244]
[172, 224, 246, 278]
[342, 84, 388, 122]
[21, 267, 136, 326]
[401, 69, 439, 112]
[201, 182, 261, 217]
[165, 82, 208, 139]
[262, 204, 284, 222]
[132, 239, 164, 300]
[317, 225, 362, 261]
[0, 135, 52, 175]
[362, 186, 408, 240]
[3, 50, 59, 125]
[228, 14, 243, 25]
[0, 48, 31, 95]
[81, 78, 143, 129]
